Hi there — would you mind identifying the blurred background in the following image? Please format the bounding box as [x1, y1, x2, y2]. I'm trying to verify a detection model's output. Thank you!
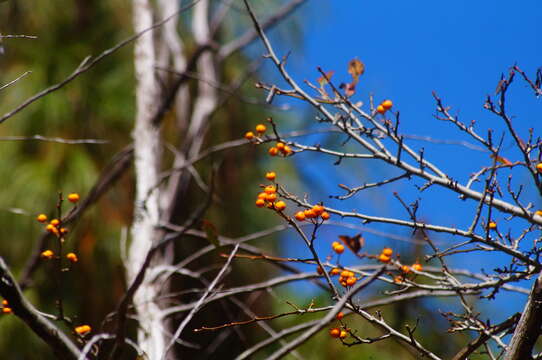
[0, 0, 541, 359]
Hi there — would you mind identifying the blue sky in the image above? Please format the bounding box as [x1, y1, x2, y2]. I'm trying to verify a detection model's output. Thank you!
[256, 0, 542, 321]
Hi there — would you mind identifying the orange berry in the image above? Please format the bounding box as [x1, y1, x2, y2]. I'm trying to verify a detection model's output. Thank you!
[46, 224, 58, 235]
[282, 145, 293, 156]
[329, 328, 340, 338]
[244, 131, 255, 140]
[255, 199, 265, 208]
[304, 209, 317, 219]
[317, 266, 324, 275]
[266, 202, 275, 209]
[257, 192, 267, 200]
[376, 104, 386, 114]
[2, 300, 7, 306]
[41, 250, 54, 259]
[276, 142, 285, 150]
[333, 244, 345, 254]
[488, 221, 497, 230]
[381, 99, 393, 110]
[67, 193, 80, 203]
[320, 211, 330, 220]
[255, 124, 267, 134]
[330, 268, 340, 276]
[378, 254, 391, 263]
[331, 241, 341, 248]
[36, 214, 48, 223]
[2, 307, 12, 314]
[312, 204, 324, 215]
[394, 275, 404, 283]
[336, 312, 344, 320]
[274, 201, 286, 211]
[268, 147, 279, 156]
[381, 247, 393, 257]
[412, 262, 423, 272]
[294, 211, 306, 221]
[264, 185, 276, 194]
[537, 163, 542, 173]
[339, 330, 348, 339]
[75, 325, 91, 335]
[535, 210, 542, 217]
[265, 172, 276, 181]
[50, 219, 60, 227]
[66, 253, 78, 263]
[340, 270, 353, 278]
[265, 193, 278, 202]
[60, 228, 69, 235]
[401, 265, 411, 274]
[346, 276, 357, 286]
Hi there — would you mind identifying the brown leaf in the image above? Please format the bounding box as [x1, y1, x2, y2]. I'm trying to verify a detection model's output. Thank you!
[348, 58, 365, 83]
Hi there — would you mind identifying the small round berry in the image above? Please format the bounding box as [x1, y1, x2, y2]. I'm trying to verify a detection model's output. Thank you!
[265, 193, 278, 202]
[294, 211, 306, 221]
[401, 265, 411, 274]
[276, 142, 285, 150]
[255, 124, 267, 134]
[36, 214, 48, 223]
[339, 330, 348, 339]
[282, 145, 293, 156]
[257, 192, 267, 200]
[346, 276, 357, 286]
[304, 209, 317, 219]
[333, 244, 345, 254]
[312, 204, 324, 215]
[488, 221, 497, 230]
[268, 147, 279, 156]
[412, 262, 423, 272]
[2, 307, 12, 314]
[329, 328, 340, 338]
[274, 201, 286, 211]
[340, 270, 353, 278]
[265, 172, 276, 181]
[331, 241, 341, 248]
[244, 131, 255, 140]
[536, 210, 542, 217]
[255, 199, 265, 208]
[46, 224, 58, 234]
[75, 325, 91, 335]
[394, 275, 404, 283]
[264, 185, 276, 194]
[381, 247, 393, 257]
[381, 99, 393, 110]
[60, 228, 69, 235]
[320, 211, 330, 220]
[330, 268, 340, 276]
[2, 300, 7, 306]
[66, 253, 78, 263]
[67, 193, 80, 203]
[378, 254, 391, 263]
[50, 219, 60, 227]
[536, 163, 542, 173]
[41, 250, 54, 259]
[336, 312, 344, 320]
[376, 104, 386, 114]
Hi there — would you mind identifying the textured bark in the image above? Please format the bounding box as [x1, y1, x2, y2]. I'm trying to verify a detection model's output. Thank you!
[129, 0, 166, 358]
[504, 271, 542, 360]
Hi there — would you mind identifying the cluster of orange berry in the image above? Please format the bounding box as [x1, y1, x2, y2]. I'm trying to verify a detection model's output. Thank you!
[294, 204, 330, 222]
[378, 247, 393, 263]
[255, 175, 287, 212]
[37, 215, 68, 237]
[268, 141, 293, 157]
[331, 241, 344, 254]
[329, 312, 348, 339]
[74, 324, 91, 336]
[338, 269, 358, 287]
[1, 300, 11, 314]
[244, 123, 267, 141]
[376, 99, 393, 114]
[394, 262, 423, 283]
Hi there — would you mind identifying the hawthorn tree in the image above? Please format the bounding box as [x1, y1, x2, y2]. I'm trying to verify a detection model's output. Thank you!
[1, 1, 542, 360]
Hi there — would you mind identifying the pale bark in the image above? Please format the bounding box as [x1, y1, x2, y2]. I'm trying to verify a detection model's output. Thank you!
[129, 0, 166, 358]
